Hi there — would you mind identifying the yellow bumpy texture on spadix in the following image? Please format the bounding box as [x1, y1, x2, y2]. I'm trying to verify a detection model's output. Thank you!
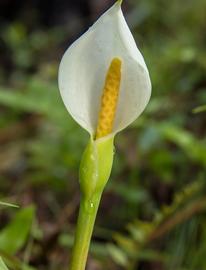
[95, 58, 122, 139]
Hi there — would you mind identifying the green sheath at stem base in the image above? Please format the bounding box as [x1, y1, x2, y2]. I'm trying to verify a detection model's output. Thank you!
[69, 194, 102, 270]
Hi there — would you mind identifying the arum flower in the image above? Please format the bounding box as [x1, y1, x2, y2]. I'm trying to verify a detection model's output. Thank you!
[58, 2, 151, 270]
[58, 1, 151, 142]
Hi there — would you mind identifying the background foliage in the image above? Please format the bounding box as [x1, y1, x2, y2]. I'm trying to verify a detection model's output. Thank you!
[0, 0, 206, 269]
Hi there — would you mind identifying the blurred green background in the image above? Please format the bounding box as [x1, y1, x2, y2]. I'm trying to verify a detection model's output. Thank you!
[0, 0, 206, 269]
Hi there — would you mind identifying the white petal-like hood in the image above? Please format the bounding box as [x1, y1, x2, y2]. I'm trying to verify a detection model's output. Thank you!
[58, 1, 151, 136]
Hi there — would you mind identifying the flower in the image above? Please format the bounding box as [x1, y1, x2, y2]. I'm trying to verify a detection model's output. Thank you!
[58, 0, 151, 140]
[58, 1, 152, 197]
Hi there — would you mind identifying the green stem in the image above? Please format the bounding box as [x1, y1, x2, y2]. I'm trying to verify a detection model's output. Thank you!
[69, 193, 102, 270]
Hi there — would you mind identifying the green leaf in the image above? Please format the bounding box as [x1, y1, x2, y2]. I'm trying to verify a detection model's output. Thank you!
[0, 80, 66, 120]
[0, 206, 35, 254]
[107, 244, 128, 266]
[0, 257, 9, 270]
[193, 104, 206, 113]
[0, 201, 19, 208]
[159, 124, 206, 166]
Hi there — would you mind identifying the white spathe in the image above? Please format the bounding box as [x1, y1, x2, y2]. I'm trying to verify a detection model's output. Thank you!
[58, 1, 151, 136]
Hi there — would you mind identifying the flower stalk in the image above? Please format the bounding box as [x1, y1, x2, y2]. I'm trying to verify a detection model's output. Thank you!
[69, 193, 102, 270]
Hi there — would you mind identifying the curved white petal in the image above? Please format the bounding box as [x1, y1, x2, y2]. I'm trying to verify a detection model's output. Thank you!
[58, 1, 151, 136]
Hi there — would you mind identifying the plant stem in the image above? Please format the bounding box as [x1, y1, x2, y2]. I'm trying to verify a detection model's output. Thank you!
[69, 193, 102, 270]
